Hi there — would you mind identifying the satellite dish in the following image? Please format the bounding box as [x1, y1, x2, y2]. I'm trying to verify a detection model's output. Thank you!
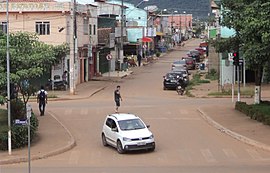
[144, 5, 158, 12]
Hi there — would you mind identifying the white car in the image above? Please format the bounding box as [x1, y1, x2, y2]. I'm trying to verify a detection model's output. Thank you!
[101, 113, 155, 154]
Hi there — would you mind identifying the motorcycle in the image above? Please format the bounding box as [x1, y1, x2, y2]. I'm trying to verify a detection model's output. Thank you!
[176, 77, 187, 95]
[45, 79, 67, 91]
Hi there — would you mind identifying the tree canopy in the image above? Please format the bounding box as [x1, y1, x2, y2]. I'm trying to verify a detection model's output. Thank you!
[0, 32, 69, 104]
[214, 0, 270, 103]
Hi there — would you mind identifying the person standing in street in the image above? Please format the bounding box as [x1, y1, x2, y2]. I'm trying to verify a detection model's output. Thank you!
[137, 53, 142, 67]
[37, 86, 48, 116]
[114, 85, 122, 113]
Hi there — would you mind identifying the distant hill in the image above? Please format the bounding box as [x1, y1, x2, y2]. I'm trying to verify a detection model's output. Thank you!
[125, 0, 211, 19]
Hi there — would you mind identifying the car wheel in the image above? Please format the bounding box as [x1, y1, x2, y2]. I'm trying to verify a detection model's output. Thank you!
[149, 146, 155, 152]
[102, 133, 108, 146]
[117, 140, 125, 154]
[163, 86, 167, 90]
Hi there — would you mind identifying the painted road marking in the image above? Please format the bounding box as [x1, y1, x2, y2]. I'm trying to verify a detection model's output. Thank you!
[201, 149, 217, 163]
[69, 150, 80, 165]
[246, 149, 263, 161]
[223, 149, 238, 159]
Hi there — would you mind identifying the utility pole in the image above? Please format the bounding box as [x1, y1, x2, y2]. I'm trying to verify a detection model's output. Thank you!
[6, 0, 12, 155]
[120, 0, 124, 62]
[70, 0, 77, 95]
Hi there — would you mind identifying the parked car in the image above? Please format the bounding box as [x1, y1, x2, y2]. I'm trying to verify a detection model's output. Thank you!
[182, 57, 195, 70]
[187, 50, 201, 62]
[171, 68, 190, 85]
[163, 71, 188, 90]
[101, 113, 155, 154]
[195, 47, 205, 55]
[171, 60, 187, 70]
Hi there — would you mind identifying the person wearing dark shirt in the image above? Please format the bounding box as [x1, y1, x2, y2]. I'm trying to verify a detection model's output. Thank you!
[114, 85, 122, 113]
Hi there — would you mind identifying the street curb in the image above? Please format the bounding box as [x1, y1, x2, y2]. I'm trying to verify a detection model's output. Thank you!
[0, 85, 109, 165]
[27, 86, 108, 103]
[0, 112, 76, 165]
[197, 108, 270, 152]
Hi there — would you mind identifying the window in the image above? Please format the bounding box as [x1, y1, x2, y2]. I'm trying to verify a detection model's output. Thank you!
[83, 18, 88, 35]
[35, 22, 50, 35]
[93, 24, 96, 35]
[89, 24, 92, 35]
[106, 118, 113, 128]
[0, 22, 7, 34]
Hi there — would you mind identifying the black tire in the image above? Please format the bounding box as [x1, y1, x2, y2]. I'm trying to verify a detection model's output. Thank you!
[117, 140, 125, 154]
[102, 133, 108, 146]
[149, 146, 155, 152]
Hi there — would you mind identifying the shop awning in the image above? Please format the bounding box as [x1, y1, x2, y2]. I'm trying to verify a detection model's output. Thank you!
[142, 37, 153, 42]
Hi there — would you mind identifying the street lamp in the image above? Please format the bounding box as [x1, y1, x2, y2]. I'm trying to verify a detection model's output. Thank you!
[183, 11, 187, 37]
[1, 0, 12, 156]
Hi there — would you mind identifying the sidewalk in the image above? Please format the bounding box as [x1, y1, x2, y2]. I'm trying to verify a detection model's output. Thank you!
[1, 40, 270, 165]
[0, 68, 139, 165]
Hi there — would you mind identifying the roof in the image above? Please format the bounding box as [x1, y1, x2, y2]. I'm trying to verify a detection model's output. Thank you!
[211, 0, 219, 9]
[109, 113, 138, 121]
[9, 0, 55, 2]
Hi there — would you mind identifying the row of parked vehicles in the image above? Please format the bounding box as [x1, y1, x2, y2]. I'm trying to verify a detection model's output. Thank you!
[163, 45, 207, 94]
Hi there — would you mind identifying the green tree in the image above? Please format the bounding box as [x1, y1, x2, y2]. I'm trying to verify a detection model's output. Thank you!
[0, 32, 69, 107]
[216, 0, 270, 104]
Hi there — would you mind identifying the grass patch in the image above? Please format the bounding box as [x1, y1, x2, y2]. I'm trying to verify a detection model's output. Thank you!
[0, 109, 8, 134]
[185, 90, 195, 97]
[205, 69, 218, 81]
[28, 94, 58, 99]
[185, 73, 210, 97]
[190, 74, 210, 86]
[208, 89, 254, 97]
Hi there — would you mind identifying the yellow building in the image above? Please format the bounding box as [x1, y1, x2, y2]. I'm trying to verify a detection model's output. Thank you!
[0, 0, 98, 85]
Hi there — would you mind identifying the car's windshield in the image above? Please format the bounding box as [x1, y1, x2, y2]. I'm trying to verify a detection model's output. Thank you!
[118, 119, 146, 131]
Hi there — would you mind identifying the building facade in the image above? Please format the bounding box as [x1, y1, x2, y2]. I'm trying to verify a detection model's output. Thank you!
[0, 0, 98, 86]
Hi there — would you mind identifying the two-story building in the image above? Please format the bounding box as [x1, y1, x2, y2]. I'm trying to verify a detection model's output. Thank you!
[0, 0, 98, 87]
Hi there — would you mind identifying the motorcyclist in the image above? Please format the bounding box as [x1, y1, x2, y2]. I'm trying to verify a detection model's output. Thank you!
[177, 76, 187, 90]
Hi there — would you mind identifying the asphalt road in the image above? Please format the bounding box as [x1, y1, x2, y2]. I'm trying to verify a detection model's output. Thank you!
[2, 39, 270, 173]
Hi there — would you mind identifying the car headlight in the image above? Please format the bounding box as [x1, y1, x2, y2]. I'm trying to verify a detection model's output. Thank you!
[149, 135, 154, 139]
[123, 137, 132, 142]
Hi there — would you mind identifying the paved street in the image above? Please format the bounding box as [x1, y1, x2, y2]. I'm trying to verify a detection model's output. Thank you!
[1, 39, 270, 173]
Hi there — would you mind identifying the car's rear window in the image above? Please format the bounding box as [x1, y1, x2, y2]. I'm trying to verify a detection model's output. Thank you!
[173, 60, 186, 64]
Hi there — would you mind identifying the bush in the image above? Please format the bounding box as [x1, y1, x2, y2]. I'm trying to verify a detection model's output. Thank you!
[205, 69, 218, 80]
[235, 101, 270, 126]
[0, 99, 39, 150]
[11, 98, 26, 120]
[0, 112, 38, 150]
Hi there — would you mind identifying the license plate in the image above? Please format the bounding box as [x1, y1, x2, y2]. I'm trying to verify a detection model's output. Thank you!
[137, 142, 146, 146]
[170, 80, 177, 82]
